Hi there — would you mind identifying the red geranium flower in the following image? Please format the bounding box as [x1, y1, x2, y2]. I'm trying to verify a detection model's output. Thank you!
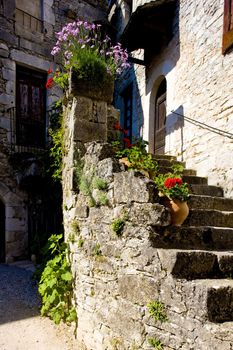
[114, 123, 121, 130]
[164, 177, 183, 189]
[47, 68, 53, 74]
[123, 137, 132, 148]
[46, 77, 54, 89]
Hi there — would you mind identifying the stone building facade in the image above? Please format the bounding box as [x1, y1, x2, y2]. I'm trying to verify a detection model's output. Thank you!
[0, 0, 107, 262]
[111, 0, 233, 198]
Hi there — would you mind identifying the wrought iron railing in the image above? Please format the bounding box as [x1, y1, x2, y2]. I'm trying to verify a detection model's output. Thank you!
[8, 107, 49, 154]
[15, 8, 44, 33]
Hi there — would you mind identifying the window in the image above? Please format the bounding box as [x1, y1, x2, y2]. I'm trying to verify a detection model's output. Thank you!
[16, 66, 46, 148]
[122, 84, 133, 141]
[222, 0, 233, 54]
[154, 78, 167, 154]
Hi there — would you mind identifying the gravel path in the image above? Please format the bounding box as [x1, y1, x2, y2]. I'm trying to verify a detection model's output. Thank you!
[0, 262, 76, 350]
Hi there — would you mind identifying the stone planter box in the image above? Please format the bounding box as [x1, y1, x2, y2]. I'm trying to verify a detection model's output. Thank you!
[69, 69, 114, 104]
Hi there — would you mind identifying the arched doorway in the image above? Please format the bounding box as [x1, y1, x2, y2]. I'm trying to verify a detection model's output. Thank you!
[154, 78, 167, 154]
[0, 200, 5, 263]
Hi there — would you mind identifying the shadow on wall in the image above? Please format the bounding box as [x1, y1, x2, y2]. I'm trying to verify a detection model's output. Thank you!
[166, 105, 185, 160]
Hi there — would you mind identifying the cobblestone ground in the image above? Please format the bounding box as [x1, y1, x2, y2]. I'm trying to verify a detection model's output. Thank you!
[0, 262, 76, 350]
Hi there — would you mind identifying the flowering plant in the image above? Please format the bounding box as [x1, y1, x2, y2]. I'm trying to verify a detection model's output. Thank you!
[154, 170, 189, 202]
[47, 20, 130, 89]
[112, 123, 158, 177]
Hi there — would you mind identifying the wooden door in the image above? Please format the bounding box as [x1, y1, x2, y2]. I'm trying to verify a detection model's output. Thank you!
[0, 200, 5, 263]
[16, 66, 46, 148]
[154, 92, 166, 154]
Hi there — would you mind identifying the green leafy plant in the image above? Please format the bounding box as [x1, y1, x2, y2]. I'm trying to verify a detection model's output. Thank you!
[111, 213, 128, 236]
[147, 300, 168, 323]
[148, 337, 164, 349]
[92, 177, 108, 191]
[48, 101, 64, 182]
[112, 127, 158, 178]
[77, 237, 84, 248]
[92, 243, 102, 256]
[73, 150, 85, 190]
[38, 234, 77, 325]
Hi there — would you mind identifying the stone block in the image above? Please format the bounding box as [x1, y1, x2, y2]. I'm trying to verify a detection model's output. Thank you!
[96, 158, 121, 180]
[0, 29, 18, 46]
[6, 81, 14, 94]
[129, 202, 171, 226]
[44, 3, 55, 25]
[74, 119, 107, 143]
[10, 49, 54, 71]
[74, 96, 107, 124]
[0, 93, 14, 106]
[114, 171, 158, 204]
[0, 43, 9, 58]
[75, 205, 89, 218]
[20, 38, 52, 57]
[118, 275, 159, 304]
[2, 68, 15, 81]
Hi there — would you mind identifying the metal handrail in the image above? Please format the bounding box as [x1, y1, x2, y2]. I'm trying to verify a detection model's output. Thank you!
[171, 110, 233, 140]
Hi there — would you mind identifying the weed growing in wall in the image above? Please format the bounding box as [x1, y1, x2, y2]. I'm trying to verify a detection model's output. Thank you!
[111, 213, 129, 236]
[92, 243, 102, 256]
[147, 300, 168, 323]
[38, 234, 77, 325]
[147, 300, 168, 349]
[78, 167, 109, 207]
[92, 177, 108, 191]
[148, 337, 164, 349]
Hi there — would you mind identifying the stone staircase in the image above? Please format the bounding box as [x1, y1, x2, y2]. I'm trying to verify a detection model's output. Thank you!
[152, 154, 233, 325]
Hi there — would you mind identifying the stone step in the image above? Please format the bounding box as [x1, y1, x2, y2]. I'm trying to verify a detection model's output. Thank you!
[189, 195, 233, 211]
[189, 184, 224, 197]
[155, 158, 186, 168]
[158, 249, 233, 280]
[155, 166, 197, 176]
[152, 154, 177, 161]
[180, 279, 233, 323]
[184, 209, 233, 227]
[151, 226, 233, 251]
[183, 175, 208, 185]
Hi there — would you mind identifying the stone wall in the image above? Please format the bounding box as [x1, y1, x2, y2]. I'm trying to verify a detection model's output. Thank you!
[0, 0, 107, 260]
[63, 85, 233, 349]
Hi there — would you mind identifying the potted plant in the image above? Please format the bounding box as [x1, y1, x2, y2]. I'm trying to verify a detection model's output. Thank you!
[154, 170, 190, 226]
[46, 20, 130, 102]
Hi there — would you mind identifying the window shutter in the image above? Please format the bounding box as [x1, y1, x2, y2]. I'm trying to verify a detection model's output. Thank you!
[222, 0, 233, 54]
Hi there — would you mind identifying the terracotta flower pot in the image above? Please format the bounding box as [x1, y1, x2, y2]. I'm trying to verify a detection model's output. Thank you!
[162, 198, 189, 226]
